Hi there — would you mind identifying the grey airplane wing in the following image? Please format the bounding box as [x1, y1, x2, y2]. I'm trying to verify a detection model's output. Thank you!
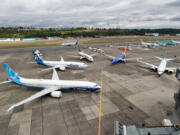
[137, 59, 158, 68]
[165, 67, 177, 72]
[8, 87, 59, 111]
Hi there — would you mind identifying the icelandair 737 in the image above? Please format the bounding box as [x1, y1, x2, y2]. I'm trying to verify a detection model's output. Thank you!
[0, 64, 100, 111]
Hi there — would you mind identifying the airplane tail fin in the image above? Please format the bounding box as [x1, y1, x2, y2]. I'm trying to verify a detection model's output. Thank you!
[119, 47, 127, 56]
[3, 64, 21, 84]
[33, 51, 45, 65]
[75, 40, 79, 45]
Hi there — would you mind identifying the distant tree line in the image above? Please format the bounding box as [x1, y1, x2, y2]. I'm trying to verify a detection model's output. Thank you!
[0, 27, 180, 38]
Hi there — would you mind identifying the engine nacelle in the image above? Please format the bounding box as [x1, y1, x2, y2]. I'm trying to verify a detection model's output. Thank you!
[50, 91, 62, 98]
[151, 66, 156, 71]
[168, 70, 173, 74]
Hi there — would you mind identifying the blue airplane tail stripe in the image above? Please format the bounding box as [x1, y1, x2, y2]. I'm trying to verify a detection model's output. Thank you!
[3, 63, 21, 84]
[32, 51, 46, 66]
[75, 40, 78, 45]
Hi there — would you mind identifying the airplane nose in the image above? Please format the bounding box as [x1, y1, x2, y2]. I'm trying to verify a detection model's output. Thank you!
[158, 71, 163, 76]
[90, 58, 94, 62]
[96, 85, 101, 89]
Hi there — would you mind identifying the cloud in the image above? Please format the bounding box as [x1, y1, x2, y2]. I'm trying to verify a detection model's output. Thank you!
[0, 0, 180, 28]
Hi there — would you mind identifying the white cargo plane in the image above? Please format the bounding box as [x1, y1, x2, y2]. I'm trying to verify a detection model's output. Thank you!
[137, 56, 176, 76]
[33, 52, 88, 71]
[0, 64, 100, 111]
[70, 50, 97, 62]
[141, 40, 159, 48]
[61, 40, 78, 46]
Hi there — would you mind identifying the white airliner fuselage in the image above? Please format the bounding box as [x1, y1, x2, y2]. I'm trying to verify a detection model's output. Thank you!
[141, 41, 159, 48]
[42, 60, 88, 70]
[157, 59, 167, 75]
[78, 51, 94, 62]
[171, 40, 180, 44]
[20, 77, 99, 90]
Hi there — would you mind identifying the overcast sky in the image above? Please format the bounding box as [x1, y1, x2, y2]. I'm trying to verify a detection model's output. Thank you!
[0, 0, 180, 28]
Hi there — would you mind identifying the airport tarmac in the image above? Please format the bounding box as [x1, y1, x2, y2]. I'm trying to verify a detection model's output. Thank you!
[0, 45, 180, 135]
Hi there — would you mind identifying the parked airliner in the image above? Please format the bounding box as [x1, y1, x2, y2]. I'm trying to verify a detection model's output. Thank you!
[104, 48, 139, 64]
[70, 50, 97, 62]
[61, 40, 78, 46]
[33, 52, 88, 71]
[171, 39, 180, 45]
[137, 56, 176, 76]
[0, 64, 100, 111]
[141, 40, 159, 48]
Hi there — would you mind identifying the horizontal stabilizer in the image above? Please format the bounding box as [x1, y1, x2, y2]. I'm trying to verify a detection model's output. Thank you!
[0, 80, 12, 85]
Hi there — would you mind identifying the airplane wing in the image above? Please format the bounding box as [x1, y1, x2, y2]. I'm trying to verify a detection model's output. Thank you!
[90, 53, 98, 57]
[104, 54, 115, 60]
[8, 87, 59, 111]
[39, 65, 66, 72]
[137, 59, 158, 68]
[154, 56, 163, 60]
[52, 69, 59, 80]
[0, 80, 12, 85]
[165, 67, 177, 72]
[125, 57, 142, 62]
[166, 58, 175, 61]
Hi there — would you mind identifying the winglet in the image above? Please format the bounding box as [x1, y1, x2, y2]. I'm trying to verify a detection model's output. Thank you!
[60, 56, 64, 62]
[7, 106, 14, 112]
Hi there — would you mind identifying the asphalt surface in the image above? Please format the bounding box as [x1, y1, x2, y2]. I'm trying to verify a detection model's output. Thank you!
[0, 45, 179, 135]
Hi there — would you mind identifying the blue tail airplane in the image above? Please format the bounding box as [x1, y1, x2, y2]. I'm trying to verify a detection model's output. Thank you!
[104, 48, 140, 64]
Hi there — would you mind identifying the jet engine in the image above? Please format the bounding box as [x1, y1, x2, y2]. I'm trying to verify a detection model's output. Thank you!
[50, 91, 62, 98]
[168, 69, 173, 74]
[151, 66, 157, 71]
